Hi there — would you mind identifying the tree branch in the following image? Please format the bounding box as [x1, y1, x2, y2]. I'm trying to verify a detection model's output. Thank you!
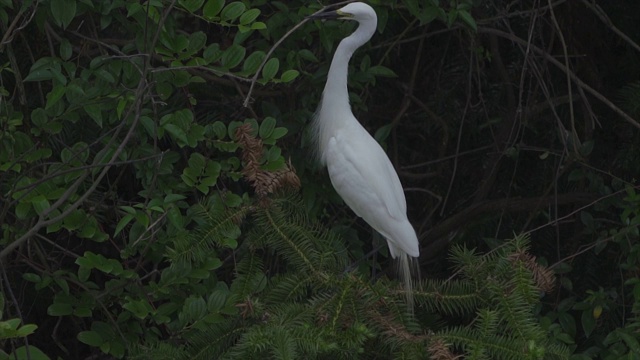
[420, 192, 599, 262]
[478, 26, 640, 130]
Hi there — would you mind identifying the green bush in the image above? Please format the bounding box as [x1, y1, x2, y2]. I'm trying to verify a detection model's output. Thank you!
[1, 0, 639, 359]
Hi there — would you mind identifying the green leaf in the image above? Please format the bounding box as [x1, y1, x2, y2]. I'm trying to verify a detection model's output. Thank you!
[261, 58, 279, 81]
[47, 303, 73, 316]
[579, 140, 594, 157]
[196, 183, 209, 194]
[211, 121, 227, 139]
[270, 127, 288, 140]
[77, 266, 91, 282]
[54, 277, 69, 294]
[75, 255, 95, 269]
[221, 44, 246, 69]
[123, 299, 150, 319]
[189, 269, 210, 279]
[220, 1, 245, 22]
[422, 5, 445, 25]
[30, 195, 50, 215]
[227, 120, 243, 140]
[581, 309, 596, 338]
[84, 104, 103, 127]
[11, 346, 50, 360]
[580, 211, 594, 228]
[166, 205, 184, 228]
[59, 38, 72, 60]
[616, 329, 640, 353]
[63, 209, 86, 231]
[280, 69, 299, 83]
[458, 10, 477, 32]
[45, 85, 66, 110]
[95, 69, 116, 83]
[203, 44, 223, 64]
[447, 9, 458, 28]
[179, 0, 204, 13]
[31, 108, 48, 128]
[259, 117, 276, 139]
[368, 65, 397, 77]
[266, 146, 281, 162]
[78, 330, 104, 347]
[242, 50, 266, 75]
[558, 311, 576, 337]
[223, 193, 242, 207]
[187, 31, 207, 55]
[298, 49, 318, 63]
[222, 237, 238, 249]
[567, 169, 583, 182]
[23, 69, 53, 82]
[188, 152, 206, 171]
[261, 158, 285, 171]
[114, 214, 134, 237]
[208, 289, 228, 312]
[16, 324, 38, 337]
[165, 124, 188, 144]
[181, 173, 195, 186]
[250, 22, 266, 30]
[203, 0, 225, 19]
[164, 194, 186, 203]
[22, 273, 42, 283]
[73, 305, 93, 318]
[5, 318, 20, 330]
[50, 0, 77, 29]
[205, 161, 221, 178]
[116, 97, 127, 119]
[15, 202, 31, 220]
[239, 8, 260, 25]
[204, 257, 223, 270]
[374, 124, 393, 142]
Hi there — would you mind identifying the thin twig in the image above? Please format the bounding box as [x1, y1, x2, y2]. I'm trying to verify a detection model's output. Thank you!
[439, 48, 473, 217]
[547, 0, 578, 154]
[478, 27, 640, 130]
[0, 2, 38, 51]
[580, 0, 640, 54]
[242, 1, 353, 107]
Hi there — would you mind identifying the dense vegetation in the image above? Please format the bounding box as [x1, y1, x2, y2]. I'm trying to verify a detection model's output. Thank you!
[1, 0, 639, 359]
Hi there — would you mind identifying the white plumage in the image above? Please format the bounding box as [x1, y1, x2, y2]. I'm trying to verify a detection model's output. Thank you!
[309, 2, 420, 310]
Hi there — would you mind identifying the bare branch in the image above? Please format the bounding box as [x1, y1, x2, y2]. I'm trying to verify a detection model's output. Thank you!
[478, 26, 640, 130]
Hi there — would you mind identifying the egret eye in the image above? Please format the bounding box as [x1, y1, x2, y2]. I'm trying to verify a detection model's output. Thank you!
[310, 2, 420, 312]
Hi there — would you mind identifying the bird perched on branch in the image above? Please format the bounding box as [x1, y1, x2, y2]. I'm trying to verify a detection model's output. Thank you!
[308, 2, 420, 310]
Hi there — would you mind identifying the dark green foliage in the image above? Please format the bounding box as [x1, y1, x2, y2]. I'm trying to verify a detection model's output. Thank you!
[1, 0, 639, 359]
[133, 198, 569, 359]
[422, 236, 569, 360]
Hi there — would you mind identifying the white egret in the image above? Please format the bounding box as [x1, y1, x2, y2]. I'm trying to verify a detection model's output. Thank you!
[308, 3, 420, 309]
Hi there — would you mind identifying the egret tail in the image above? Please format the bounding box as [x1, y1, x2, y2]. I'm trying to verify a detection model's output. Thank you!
[397, 252, 419, 313]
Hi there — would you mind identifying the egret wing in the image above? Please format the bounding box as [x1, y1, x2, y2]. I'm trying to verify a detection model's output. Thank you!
[329, 124, 407, 219]
[325, 124, 418, 256]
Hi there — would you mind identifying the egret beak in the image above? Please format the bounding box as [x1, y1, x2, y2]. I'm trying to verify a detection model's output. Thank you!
[306, 9, 351, 21]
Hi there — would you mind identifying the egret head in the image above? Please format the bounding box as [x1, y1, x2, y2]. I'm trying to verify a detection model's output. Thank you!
[308, 2, 377, 23]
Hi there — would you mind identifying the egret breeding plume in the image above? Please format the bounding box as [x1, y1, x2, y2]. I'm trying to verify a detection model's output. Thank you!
[308, 3, 420, 309]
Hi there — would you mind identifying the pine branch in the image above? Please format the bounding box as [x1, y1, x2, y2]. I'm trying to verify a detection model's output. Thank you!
[168, 200, 249, 265]
[507, 250, 556, 294]
[415, 278, 480, 316]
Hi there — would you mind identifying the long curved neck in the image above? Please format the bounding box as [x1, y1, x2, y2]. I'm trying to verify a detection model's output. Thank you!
[321, 19, 377, 109]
